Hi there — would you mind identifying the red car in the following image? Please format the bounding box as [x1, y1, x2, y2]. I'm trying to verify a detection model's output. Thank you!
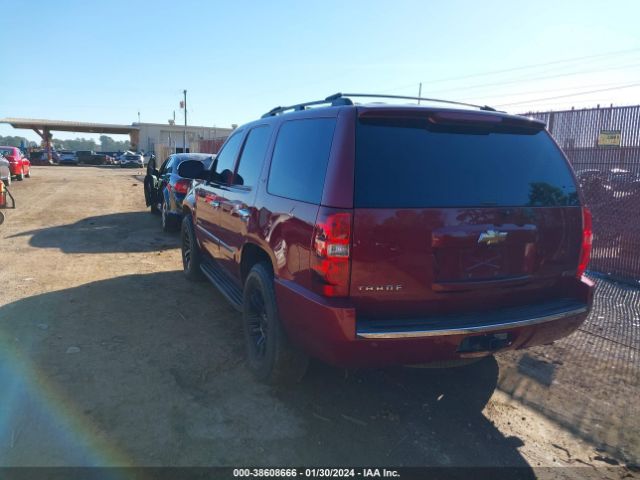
[0, 146, 31, 181]
[177, 93, 594, 384]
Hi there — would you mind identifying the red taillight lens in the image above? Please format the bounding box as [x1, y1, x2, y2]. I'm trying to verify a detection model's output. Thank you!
[173, 179, 191, 195]
[311, 209, 352, 297]
[577, 207, 593, 278]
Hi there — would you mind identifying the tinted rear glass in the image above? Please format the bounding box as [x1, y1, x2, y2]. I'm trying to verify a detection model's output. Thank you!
[268, 118, 336, 204]
[355, 118, 579, 208]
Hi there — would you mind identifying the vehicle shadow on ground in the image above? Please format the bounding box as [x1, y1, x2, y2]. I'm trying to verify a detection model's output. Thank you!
[0, 272, 532, 472]
[497, 278, 640, 466]
[7, 212, 178, 253]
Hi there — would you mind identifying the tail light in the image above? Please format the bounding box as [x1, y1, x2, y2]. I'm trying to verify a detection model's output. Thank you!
[311, 208, 352, 297]
[577, 207, 593, 278]
[173, 179, 191, 195]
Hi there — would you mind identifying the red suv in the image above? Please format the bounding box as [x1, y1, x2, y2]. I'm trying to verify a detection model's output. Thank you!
[177, 93, 594, 384]
[0, 146, 31, 181]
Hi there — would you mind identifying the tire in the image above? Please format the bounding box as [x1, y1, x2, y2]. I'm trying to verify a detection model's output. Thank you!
[3, 175, 10, 187]
[25, 167, 30, 178]
[243, 263, 309, 384]
[161, 197, 178, 232]
[181, 214, 203, 281]
[150, 201, 160, 214]
[16, 171, 24, 181]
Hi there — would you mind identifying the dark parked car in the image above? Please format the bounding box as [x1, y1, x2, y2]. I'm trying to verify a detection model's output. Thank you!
[87, 152, 114, 165]
[608, 168, 640, 193]
[75, 150, 94, 164]
[177, 93, 594, 384]
[144, 153, 215, 232]
[58, 150, 78, 165]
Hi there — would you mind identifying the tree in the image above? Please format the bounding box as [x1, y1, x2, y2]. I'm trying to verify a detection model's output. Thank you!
[99, 135, 130, 152]
[56, 138, 98, 151]
[0, 135, 37, 148]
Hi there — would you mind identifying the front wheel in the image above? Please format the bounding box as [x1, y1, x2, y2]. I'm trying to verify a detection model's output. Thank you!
[181, 214, 203, 281]
[243, 263, 309, 384]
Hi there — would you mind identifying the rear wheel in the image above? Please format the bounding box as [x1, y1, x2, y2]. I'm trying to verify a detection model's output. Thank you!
[181, 214, 203, 281]
[25, 167, 30, 178]
[3, 175, 10, 186]
[161, 197, 178, 232]
[16, 171, 24, 181]
[243, 263, 309, 384]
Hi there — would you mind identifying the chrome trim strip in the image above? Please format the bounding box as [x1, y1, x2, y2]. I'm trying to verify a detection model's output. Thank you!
[195, 224, 234, 253]
[356, 306, 588, 339]
[196, 224, 219, 243]
[219, 239, 234, 253]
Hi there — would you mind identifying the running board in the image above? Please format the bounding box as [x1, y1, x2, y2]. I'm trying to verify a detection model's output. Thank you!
[200, 260, 243, 311]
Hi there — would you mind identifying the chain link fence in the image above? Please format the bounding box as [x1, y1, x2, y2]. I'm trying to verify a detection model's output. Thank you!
[525, 105, 640, 283]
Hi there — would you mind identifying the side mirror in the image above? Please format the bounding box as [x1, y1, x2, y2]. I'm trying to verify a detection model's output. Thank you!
[178, 160, 208, 180]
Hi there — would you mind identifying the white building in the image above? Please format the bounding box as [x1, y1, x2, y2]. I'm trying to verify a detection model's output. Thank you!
[132, 122, 235, 156]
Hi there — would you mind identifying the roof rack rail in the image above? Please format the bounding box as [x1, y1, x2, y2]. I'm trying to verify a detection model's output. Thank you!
[328, 93, 497, 111]
[261, 93, 497, 118]
[261, 95, 354, 118]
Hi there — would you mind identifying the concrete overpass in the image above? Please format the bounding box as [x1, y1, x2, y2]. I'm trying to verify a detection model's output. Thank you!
[0, 118, 140, 161]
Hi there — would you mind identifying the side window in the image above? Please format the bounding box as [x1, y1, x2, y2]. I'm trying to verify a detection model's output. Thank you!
[267, 118, 337, 203]
[212, 132, 243, 184]
[159, 157, 171, 174]
[233, 126, 272, 187]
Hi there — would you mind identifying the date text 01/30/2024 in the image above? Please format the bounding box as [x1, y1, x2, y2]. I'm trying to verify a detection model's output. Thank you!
[232, 468, 400, 478]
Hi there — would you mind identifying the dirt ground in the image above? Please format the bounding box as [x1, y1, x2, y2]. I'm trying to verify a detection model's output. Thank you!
[0, 166, 638, 478]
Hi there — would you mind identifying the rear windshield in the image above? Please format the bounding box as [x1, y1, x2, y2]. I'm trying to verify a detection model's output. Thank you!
[355, 118, 579, 208]
[184, 156, 214, 168]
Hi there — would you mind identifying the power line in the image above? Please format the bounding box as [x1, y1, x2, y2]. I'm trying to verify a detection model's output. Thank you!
[463, 79, 640, 103]
[495, 82, 640, 107]
[424, 60, 640, 96]
[414, 47, 640, 86]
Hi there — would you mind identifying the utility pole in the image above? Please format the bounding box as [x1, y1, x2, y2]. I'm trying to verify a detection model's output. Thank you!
[138, 111, 141, 123]
[183, 89, 187, 153]
[418, 83, 422, 104]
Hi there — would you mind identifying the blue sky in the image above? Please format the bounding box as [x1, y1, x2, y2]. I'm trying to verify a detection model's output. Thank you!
[2, 0, 640, 142]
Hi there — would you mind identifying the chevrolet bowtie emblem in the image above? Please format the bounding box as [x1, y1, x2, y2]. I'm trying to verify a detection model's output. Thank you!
[477, 230, 508, 245]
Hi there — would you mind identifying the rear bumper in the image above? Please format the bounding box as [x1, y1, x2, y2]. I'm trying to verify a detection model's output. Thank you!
[275, 276, 594, 368]
[168, 192, 186, 215]
[8, 163, 22, 175]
